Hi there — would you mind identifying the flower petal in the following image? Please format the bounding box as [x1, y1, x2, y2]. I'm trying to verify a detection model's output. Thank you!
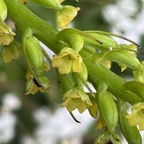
[59, 59, 72, 74]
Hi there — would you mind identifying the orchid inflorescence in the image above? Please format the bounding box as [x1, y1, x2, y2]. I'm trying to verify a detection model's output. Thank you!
[0, 0, 144, 143]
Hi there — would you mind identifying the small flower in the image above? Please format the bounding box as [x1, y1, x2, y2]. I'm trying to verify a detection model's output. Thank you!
[1, 40, 22, 63]
[25, 66, 50, 94]
[126, 102, 144, 131]
[61, 88, 92, 113]
[95, 132, 121, 144]
[55, 5, 80, 29]
[25, 77, 45, 95]
[0, 18, 15, 45]
[52, 47, 82, 74]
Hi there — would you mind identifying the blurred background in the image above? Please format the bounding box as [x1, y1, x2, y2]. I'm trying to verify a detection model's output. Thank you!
[0, 0, 144, 143]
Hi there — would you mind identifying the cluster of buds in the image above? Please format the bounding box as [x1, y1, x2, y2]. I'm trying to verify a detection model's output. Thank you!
[52, 28, 144, 144]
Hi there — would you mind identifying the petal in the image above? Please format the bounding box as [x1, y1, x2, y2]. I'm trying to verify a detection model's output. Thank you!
[72, 59, 82, 72]
[78, 90, 92, 106]
[63, 90, 72, 100]
[52, 56, 64, 67]
[75, 99, 87, 113]
[1, 48, 13, 63]
[60, 47, 72, 53]
[59, 59, 72, 74]
[61, 98, 76, 112]
[68, 89, 80, 98]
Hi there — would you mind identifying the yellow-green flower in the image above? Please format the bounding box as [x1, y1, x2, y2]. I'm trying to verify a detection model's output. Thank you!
[55, 5, 80, 29]
[1, 40, 22, 63]
[25, 77, 45, 95]
[25, 65, 50, 94]
[126, 102, 144, 131]
[95, 132, 121, 144]
[61, 89, 92, 113]
[52, 47, 82, 74]
[0, 18, 15, 45]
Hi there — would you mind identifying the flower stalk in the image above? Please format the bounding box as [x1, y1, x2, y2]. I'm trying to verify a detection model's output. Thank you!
[2, 0, 144, 143]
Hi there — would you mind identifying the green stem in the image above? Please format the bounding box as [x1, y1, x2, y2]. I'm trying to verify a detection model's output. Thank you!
[80, 50, 142, 104]
[4, 0, 60, 53]
[4, 0, 142, 104]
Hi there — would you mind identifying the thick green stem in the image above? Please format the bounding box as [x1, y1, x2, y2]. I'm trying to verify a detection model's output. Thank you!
[4, 0, 60, 53]
[80, 50, 142, 104]
[4, 0, 142, 104]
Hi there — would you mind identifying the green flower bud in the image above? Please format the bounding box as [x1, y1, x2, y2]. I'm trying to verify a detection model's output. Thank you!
[56, 28, 84, 52]
[0, 0, 7, 21]
[31, 0, 62, 10]
[84, 32, 119, 50]
[123, 81, 144, 100]
[96, 83, 118, 133]
[105, 49, 141, 70]
[24, 35, 44, 71]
